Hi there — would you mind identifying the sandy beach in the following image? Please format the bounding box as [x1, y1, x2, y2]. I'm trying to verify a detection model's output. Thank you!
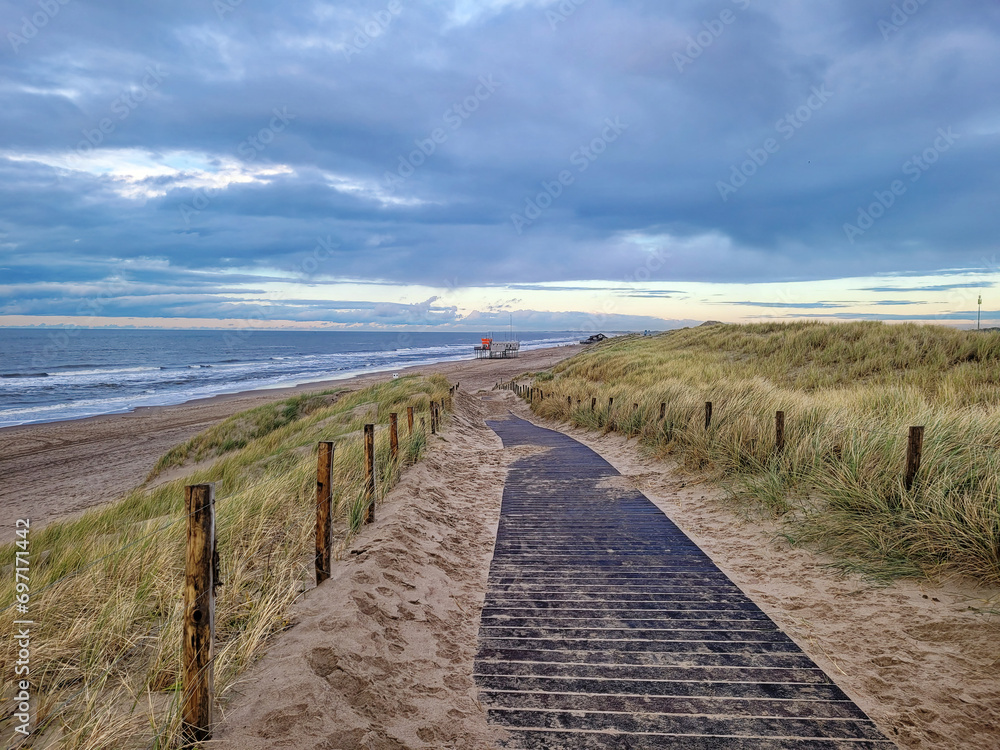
[0, 344, 583, 542]
[3, 343, 999, 748]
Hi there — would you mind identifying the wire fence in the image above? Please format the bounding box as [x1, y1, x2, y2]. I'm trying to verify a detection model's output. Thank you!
[499, 379, 1000, 456]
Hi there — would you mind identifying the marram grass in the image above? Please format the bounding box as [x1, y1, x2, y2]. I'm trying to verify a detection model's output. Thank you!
[526, 322, 1000, 584]
[0, 374, 449, 749]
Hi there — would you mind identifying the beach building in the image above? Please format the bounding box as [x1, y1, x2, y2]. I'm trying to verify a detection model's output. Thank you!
[474, 337, 521, 359]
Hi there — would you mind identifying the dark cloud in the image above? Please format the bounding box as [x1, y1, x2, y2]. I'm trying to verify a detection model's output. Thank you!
[1, 0, 998, 323]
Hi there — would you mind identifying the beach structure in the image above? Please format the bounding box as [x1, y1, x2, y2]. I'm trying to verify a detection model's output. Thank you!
[474, 337, 520, 359]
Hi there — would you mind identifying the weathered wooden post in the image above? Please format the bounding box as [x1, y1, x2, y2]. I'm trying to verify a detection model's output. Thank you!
[364, 424, 375, 524]
[705, 402, 713, 430]
[183, 483, 216, 745]
[567, 395, 572, 409]
[430, 401, 437, 434]
[591, 397, 596, 412]
[608, 397, 614, 410]
[660, 402, 666, 421]
[905, 426, 924, 491]
[315, 442, 334, 584]
[407, 406, 414, 435]
[775, 411, 785, 455]
[389, 413, 399, 461]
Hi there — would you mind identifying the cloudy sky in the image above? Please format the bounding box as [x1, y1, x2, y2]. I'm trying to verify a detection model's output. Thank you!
[1, 0, 998, 331]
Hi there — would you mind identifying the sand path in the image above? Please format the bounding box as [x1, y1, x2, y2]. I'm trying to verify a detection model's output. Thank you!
[216, 391, 999, 749]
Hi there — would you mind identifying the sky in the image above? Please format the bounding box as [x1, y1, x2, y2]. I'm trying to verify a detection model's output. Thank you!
[1, 0, 998, 331]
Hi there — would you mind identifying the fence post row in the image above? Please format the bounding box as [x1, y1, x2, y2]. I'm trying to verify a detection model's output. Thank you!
[364, 424, 375, 524]
[183, 483, 216, 745]
[315, 442, 334, 584]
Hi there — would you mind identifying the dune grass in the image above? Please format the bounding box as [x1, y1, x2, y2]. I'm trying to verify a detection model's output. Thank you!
[524, 321, 1000, 584]
[0, 374, 450, 749]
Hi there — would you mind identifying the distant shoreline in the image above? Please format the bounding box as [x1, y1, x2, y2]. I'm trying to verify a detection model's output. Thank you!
[0, 343, 585, 540]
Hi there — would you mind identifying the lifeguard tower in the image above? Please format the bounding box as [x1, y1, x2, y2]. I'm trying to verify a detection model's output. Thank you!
[474, 336, 520, 359]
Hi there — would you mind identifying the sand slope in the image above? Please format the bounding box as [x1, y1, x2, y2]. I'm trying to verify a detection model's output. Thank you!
[214, 392, 513, 749]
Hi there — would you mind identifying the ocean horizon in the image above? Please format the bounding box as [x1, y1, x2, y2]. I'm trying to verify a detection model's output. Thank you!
[0, 328, 588, 428]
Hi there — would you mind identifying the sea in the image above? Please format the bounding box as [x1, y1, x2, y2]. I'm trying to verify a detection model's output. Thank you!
[0, 329, 582, 428]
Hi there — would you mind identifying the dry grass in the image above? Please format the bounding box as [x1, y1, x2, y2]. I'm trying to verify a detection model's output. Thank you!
[525, 322, 1000, 584]
[0, 374, 451, 749]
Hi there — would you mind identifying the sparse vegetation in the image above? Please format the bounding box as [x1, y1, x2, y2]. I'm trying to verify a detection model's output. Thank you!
[527, 322, 1000, 584]
[0, 374, 450, 749]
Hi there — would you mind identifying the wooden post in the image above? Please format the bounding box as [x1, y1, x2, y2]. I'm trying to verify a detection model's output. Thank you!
[389, 414, 399, 461]
[608, 397, 614, 410]
[430, 401, 437, 434]
[775, 411, 785, 455]
[633, 403, 638, 412]
[905, 426, 924, 491]
[183, 483, 216, 745]
[591, 397, 596, 411]
[705, 402, 713, 430]
[660, 402, 666, 420]
[315, 443, 334, 584]
[407, 406, 414, 435]
[364, 424, 375, 524]
[567, 395, 572, 409]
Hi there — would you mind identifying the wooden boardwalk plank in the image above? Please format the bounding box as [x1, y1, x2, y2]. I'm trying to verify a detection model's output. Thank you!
[477, 416, 895, 749]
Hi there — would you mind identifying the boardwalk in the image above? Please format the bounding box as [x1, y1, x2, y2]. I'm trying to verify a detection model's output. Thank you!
[476, 415, 894, 749]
